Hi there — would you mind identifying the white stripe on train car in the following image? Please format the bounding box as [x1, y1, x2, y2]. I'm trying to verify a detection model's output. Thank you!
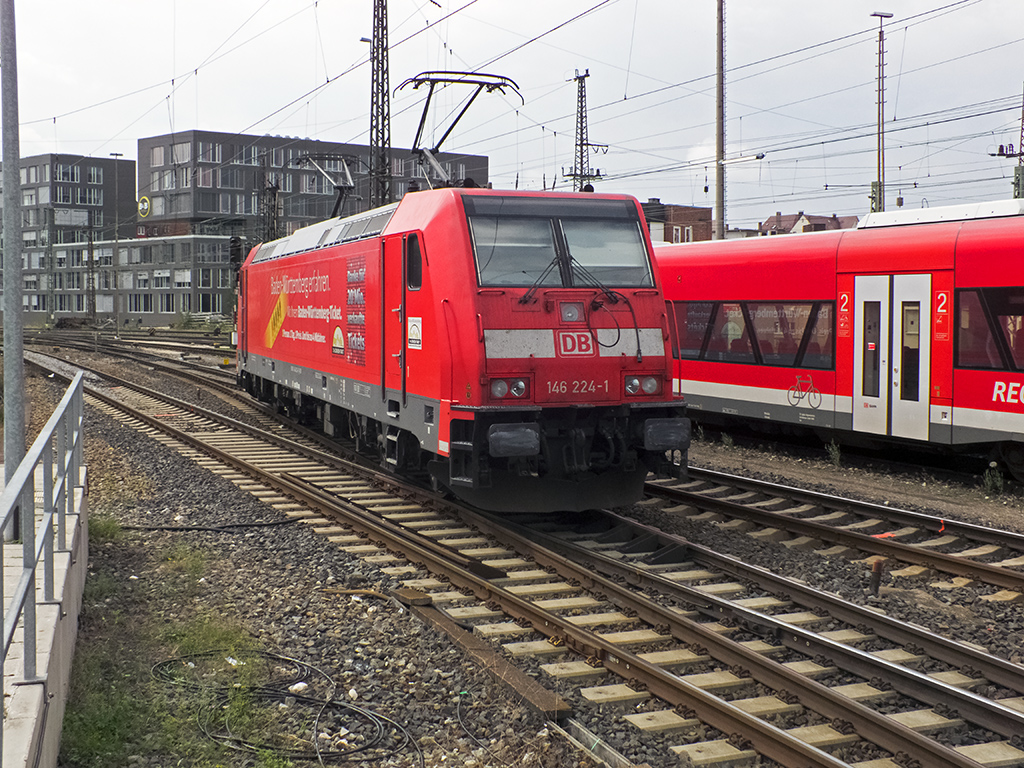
[676, 378, 837, 412]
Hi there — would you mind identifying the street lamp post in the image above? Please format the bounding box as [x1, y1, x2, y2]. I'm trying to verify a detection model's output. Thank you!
[871, 11, 893, 213]
[110, 152, 122, 332]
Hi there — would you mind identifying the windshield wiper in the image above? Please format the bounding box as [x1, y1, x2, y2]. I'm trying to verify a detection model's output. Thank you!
[570, 256, 643, 363]
[518, 256, 561, 304]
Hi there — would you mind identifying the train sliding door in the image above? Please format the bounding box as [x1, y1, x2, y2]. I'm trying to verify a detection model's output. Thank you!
[852, 274, 931, 439]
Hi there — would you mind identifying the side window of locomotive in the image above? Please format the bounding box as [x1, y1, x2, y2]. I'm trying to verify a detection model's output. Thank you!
[802, 303, 834, 370]
[708, 303, 755, 363]
[956, 290, 1003, 369]
[470, 216, 559, 287]
[561, 219, 653, 287]
[406, 234, 422, 290]
[670, 301, 714, 359]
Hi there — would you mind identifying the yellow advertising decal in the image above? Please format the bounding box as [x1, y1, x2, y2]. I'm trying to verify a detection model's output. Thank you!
[265, 289, 288, 348]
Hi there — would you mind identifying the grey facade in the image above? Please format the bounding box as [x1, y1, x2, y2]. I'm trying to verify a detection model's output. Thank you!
[7, 131, 489, 327]
[136, 129, 490, 243]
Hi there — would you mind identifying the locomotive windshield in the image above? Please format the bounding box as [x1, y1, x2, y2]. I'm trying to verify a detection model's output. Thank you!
[465, 195, 653, 288]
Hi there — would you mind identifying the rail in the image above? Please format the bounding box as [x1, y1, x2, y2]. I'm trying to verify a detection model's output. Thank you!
[1, 371, 84, 760]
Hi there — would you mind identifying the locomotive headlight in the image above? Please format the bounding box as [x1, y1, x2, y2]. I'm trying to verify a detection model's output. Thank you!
[560, 301, 584, 323]
[491, 379, 509, 398]
[641, 376, 659, 394]
[510, 379, 527, 397]
[625, 376, 641, 395]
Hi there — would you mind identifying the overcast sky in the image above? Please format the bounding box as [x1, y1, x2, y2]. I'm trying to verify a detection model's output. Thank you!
[10, 0, 1024, 228]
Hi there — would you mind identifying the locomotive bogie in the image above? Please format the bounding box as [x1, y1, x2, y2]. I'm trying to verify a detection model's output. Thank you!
[237, 188, 690, 512]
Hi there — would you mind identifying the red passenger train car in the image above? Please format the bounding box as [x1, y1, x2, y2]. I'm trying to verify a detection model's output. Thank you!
[655, 199, 1024, 478]
[237, 188, 690, 512]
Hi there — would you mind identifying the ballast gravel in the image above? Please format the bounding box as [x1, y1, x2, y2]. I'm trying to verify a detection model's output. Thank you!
[74, 390, 601, 768]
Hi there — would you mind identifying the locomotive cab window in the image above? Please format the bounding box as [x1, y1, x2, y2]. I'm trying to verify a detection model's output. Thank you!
[464, 195, 653, 288]
[406, 234, 422, 290]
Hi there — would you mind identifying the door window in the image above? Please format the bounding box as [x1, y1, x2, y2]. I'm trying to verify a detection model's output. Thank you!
[862, 301, 881, 397]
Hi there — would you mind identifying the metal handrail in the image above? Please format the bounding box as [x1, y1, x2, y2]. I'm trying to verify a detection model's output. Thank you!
[1, 371, 84, 760]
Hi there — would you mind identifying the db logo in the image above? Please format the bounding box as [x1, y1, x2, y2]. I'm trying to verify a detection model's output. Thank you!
[557, 331, 596, 357]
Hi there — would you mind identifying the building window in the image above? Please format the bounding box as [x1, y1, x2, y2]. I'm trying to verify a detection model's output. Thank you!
[151, 197, 165, 216]
[137, 271, 150, 289]
[179, 167, 192, 188]
[218, 269, 233, 288]
[199, 268, 212, 288]
[174, 269, 192, 288]
[56, 163, 80, 182]
[172, 142, 191, 164]
[87, 166, 103, 184]
[151, 146, 165, 167]
[180, 293, 192, 313]
[219, 168, 244, 189]
[55, 186, 73, 204]
[272, 147, 285, 167]
[199, 142, 221, 163]
[158, 293, 175, 313]
[154, 271, 171, 288]
[78, 188, 103, 206]
[38, 187, 50, 205]
[22, 189, 36, 206]
[163, 170, 176, 191]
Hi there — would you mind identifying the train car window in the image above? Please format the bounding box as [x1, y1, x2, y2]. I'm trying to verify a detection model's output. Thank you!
[670, 301, 714, 359]
[979, 287, 1024, 370]
[561, 219, 653, 287]
[470, 217, 561, 287]
[899, 302, 921, 401]
[406, 235, 422, 290]
[747, 303, 812, 366]
[802, 303, 834, 370]
[956, 290, 1005, 369]
[708, 303, 755, 363]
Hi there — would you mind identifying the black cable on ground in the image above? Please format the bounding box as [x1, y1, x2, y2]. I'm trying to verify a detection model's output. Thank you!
[152, 649, 425, 765]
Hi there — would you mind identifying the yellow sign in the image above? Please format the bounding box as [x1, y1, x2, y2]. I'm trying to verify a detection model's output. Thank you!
[265, 290, 288, 348]
[138, 196, 151, 218]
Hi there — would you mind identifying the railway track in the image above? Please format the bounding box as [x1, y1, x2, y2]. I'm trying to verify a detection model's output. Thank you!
[643, 468, 1024, 595]
[31, 350, 1024, 767]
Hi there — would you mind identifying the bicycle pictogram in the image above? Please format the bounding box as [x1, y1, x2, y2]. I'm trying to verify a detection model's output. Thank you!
[787, 374, 822, 409]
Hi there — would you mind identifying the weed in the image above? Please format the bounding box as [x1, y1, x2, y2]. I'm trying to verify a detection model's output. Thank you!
[826, 440, 841, 468]
[165, 614, 254, 657]
[163, 543, 206, 579]
[89, 514, 122, 543]
[984, 463, 1005, 495]
[82, 571, 119, 604]
[720, 433, 733, 449]
[695, 423, 705, 442]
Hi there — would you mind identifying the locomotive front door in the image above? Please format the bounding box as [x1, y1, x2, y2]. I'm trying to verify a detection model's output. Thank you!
[381, 235, 406, 407]
[852, 273, 931, 440]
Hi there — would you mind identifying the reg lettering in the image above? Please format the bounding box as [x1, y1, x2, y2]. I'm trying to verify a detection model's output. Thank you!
[993, 381, 1024, 403]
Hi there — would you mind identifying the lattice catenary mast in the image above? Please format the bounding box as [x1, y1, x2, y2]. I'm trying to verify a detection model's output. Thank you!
[369, 0, 392, 209]
[563, 69, 606, 192]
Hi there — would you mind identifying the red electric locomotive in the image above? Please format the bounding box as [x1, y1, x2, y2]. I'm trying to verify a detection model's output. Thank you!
[655, 198, 1024, 478]
[237, 188, 690, 512]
